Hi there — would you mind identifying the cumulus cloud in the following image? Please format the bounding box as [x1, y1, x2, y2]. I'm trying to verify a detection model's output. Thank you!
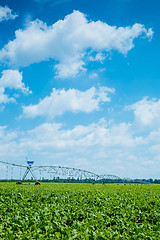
[0, 87, 15, 104]
[0, 70, 31, 105]
[0, 70, 31, 94]
[0, 119, 135, 162]
[0, 116, 160, 178]
[0, 11, 153, 78]
[89, 52, 106, 63]
[0, 5, 17, 22]
[18, 119, 160, 178]
[0, 125, 22, 162]
[89, 73, 98, 79]
[25, 120, 137, 150]
[22, 86, 115, 118]
[127, 97, 160, 126]
[0, 118, 151, 178]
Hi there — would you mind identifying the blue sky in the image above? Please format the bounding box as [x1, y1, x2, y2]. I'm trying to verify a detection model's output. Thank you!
[0, 0, 160, 179]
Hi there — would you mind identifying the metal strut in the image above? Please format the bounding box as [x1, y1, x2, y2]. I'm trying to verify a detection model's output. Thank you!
[22, 166, 36, 181]
[0, 159, 123, 182]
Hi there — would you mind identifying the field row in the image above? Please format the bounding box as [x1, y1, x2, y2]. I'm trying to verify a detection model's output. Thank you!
[0, 183, 160, 239]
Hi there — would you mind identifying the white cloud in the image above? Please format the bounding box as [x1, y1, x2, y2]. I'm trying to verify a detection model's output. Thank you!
[0, 126, 22, 162]
[0, 125, 17, 141]
[22, 86, 115, 119]
[0, 87, 15, 104]
[127, 97, 160, 126]
[0, 5, 17, 22]
[0, 11, 153, 78]
[89, 73, 98, 79]
[25, 120, 137, 150]
[3, 119, 150, 178]
[0, 116, 160, 178]
[0, 70, 31, 105]
[89, 52, 106, 63]
[0, 70, 31, 94]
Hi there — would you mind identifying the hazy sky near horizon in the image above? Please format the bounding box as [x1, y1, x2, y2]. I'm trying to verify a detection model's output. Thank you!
[0, 0, 160, 178]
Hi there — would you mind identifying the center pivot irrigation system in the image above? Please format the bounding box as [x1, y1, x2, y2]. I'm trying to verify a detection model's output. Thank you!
[0, 159, 123, 182]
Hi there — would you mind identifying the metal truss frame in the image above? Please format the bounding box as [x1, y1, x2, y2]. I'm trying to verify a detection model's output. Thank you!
[0, 160, 122, 181]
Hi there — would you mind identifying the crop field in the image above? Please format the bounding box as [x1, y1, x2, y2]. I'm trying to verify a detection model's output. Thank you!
[0, 183, 160, 240]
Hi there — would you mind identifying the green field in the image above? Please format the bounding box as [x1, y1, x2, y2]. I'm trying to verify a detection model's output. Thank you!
[0, 183, 160, 239]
